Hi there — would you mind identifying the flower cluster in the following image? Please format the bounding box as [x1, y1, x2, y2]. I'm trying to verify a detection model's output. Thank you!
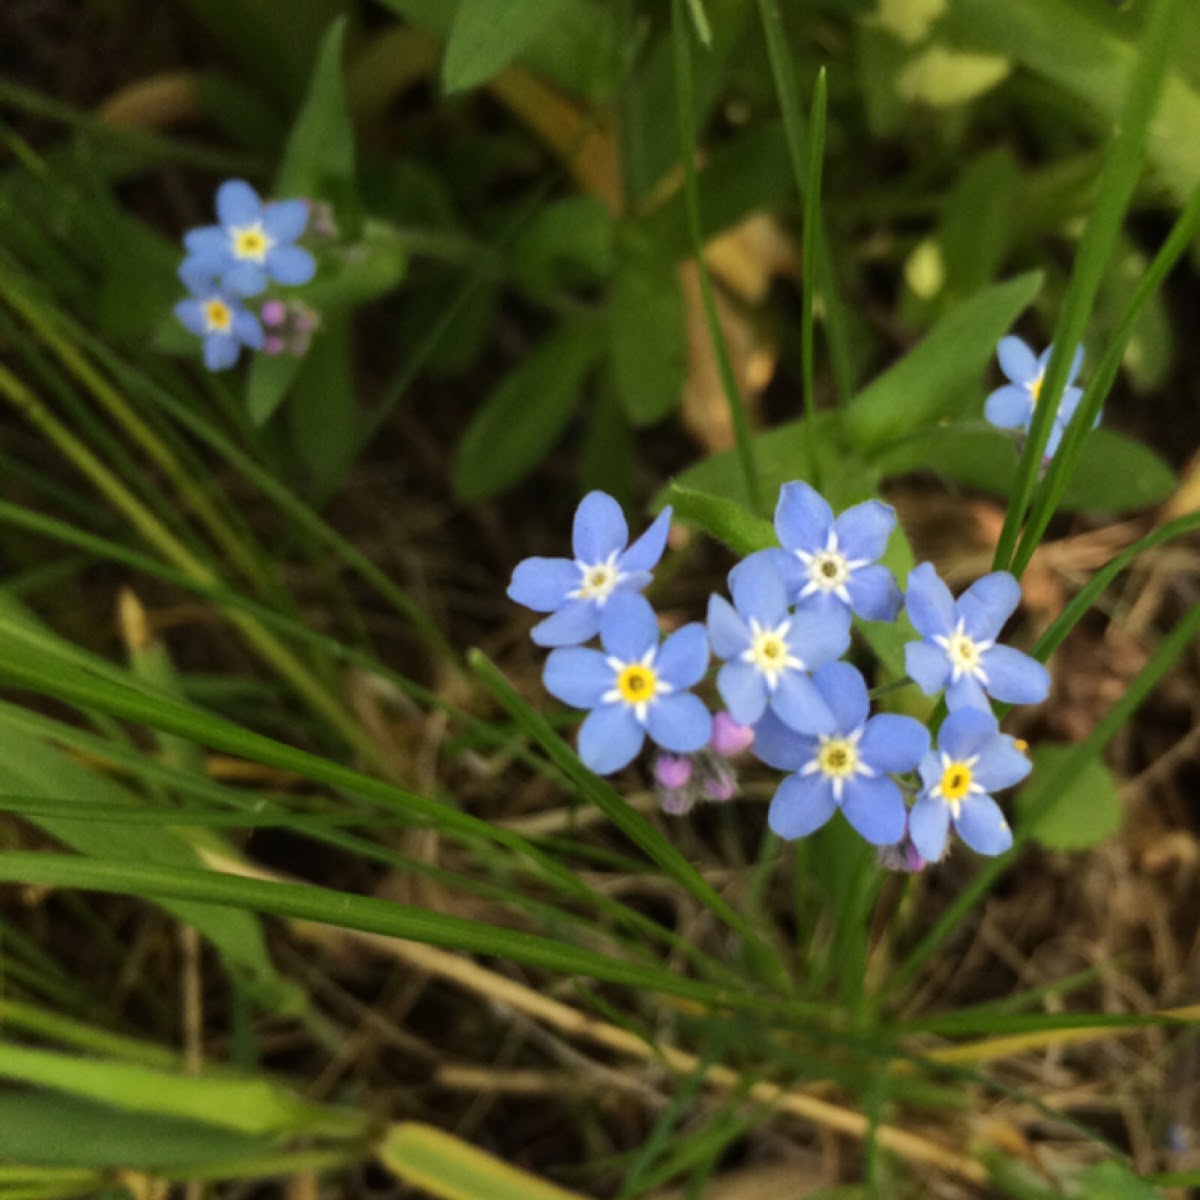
[985, 336, 1100, 459]
[511, 480, 1051, 866]
[174, 180, 318, 371]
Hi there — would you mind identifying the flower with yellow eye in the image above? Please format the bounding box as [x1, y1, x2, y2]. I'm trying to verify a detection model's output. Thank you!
[909, 707, 1030, 860]
[173, 287, 264, 371]
[985, 336, 1094, 457]
[542, 594, 711, 775]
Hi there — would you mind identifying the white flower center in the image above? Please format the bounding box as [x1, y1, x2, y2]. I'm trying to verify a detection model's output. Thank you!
[230, 222, 274, 263]
[741, 617, 802, 689]
[931, 751, 983, 820]
[933, 619, 993, 683]
[795, 531, 865, 605]
[603, 649, 671, 722]
[801, 729, 873, 802]
[571, 554, 622, 604]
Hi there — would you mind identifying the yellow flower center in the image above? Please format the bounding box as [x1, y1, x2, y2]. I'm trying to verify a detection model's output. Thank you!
[817, 737, 858, 780]
[616, 663, 657, 706]
[203, 299, 232, 333]
[231, 223, 272, 263]
[749, 630, 786, 668]
[940, 762, 973, 802]
[576, 563, 617, 600]
[1029, 373, 1044, 405]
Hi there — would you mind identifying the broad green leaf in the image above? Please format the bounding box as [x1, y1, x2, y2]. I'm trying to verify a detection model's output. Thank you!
[662, 483, 776, 556]
[609, 227, 687, 426]
[872, 423, 1176, 513]
[1071, 1160, 1167, 1199]
[442, 0, 558, 93]
[452, 320, 603, 500]
[512, 195, 614, 298]
[380, 1122, 586, 1200]
[1017, 744, 1121, 851]
[844, 272, 1042, 453]
[246, 349, 305, 428]
[275, 17, 356, 217]
[894, 45, 1009, 107]
[299, 221, 409, 314]
[0, 1092, 279, 1169]
[938, 149, 1017, 304]
[287, 313, 358, 498]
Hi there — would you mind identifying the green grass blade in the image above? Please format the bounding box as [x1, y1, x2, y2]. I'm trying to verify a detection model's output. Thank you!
[799, 68, 828, 487]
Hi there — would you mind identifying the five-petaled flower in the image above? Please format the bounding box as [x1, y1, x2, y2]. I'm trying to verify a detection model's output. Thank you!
[181, 179, 316, 298]
[755, 481, 902, 623]
[904, 564, 1050, 711]
[985, 336, 1095, 457]
[909, 707, 1030, 860]
[508, 492, 672, 647]
[751, 661, 930, 845]
[173, 287, 265, 372]
[542, 593, 711, 774]
[707, 554, 849, 733]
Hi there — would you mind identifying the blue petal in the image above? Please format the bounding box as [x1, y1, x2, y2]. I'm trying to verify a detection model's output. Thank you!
[717, 660, 768, 727]
[223, 260, 269, 297]
[263, 198, 309, 241]
[860, 713, 929, 773]
[971, 735, 1032, 793]
[768, 772, 838, 840]
[846, 564, 902, 622]
[916, 748, 943, 793]
[179, 257, 218, 292]
[958, 571, 1020, 641]
[904, 563, 955, 638]
[578, 704, 644, 774]
[761, 548, 807, 601]
[786, 608, 850, 671]
[600, 592, 658, 661]
[706, 594, 749, 660]
[216, 179, 263, 228]
[980, 644, 1049, 705]
[183, 226, 228, 261]
[233, 309, 264, 349]
[841, 776, 907, 845]
[573, 492, 628, 563]
[905, 640, 950, 696]
[655, 622, 709, 689]
[531, 599, 600, 647]
[203, 332, 239, 371]
[771, 671, 836, 735]
[543, 647, 612, 708]
[908, 794, 951, 861]
[646, 693, 712, 753]
[619, 506, 671, 574]
[774, 481, 833, 554]
[174, 298, 208, 336]
[1066, 343, 1085, 386]
[750, 709, 812, 771]
[729, 552, 788, 626]
[937, 707, 1000, 762]
[810, 661, 868, 733]
[954, 793, 1013, 856]
[266, 244, 316, 286]
[945, 673, 989, 711]
[834, 499, 895, 563]
[997, 335, 1038, 385]
[985, 384, 1033, 431]
[508, 557, 579, 612]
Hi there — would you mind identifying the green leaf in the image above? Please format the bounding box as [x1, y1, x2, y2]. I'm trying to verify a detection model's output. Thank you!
[512, 196, 614, 298]
[442, 0, 557, 93]
[275, 17, 356, 214]
[662, 483, 776, 556]
[938, 148, 1017, 304]
[609, 227, 687, 426]
[1017, 744, 1122, 852]
[287, 313, 358, 498]
[1071, 1160, 1167, 1199]
[844, 272, 1043, 453]
[873, 423, 1176, 513]
[246, 349, 305, 428]
[453, 320, 603, 500]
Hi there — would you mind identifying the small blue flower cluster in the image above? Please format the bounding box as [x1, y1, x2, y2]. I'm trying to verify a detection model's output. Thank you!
[984, 336, 1100, 458]
[174, 180, 318, 371]
[510, 482, 1051, 865]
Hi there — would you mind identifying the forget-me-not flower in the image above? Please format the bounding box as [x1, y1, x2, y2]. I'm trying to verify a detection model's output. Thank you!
[542, 593, 711, 775]
[909, 707, 1030, 860]
[707, 554, 849, 734]
[508, 492, 672, 647]
[904, 564, 1050, 711]
[752, 661, 929, 845]
[182, 180, 316, 298]
[174, 287, 265, 372]
[985, 336, 1094, 457]
[755, 481, 902, 622]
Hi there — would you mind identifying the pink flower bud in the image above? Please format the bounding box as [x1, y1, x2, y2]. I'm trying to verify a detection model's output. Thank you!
[654, 754, 693, 790]
[264, 335, 285, 356]
[709, 712, 754, 757]
[261, 300, 286, 327]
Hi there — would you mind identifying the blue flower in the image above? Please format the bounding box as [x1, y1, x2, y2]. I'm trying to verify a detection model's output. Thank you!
[182, 180, 315, 298]
[909, 707, 1030, 860]
[174, 287, 265, 371]
[542, 593, 711, 775]
[757, 481, 902, 622]
[904, 564, 1050, 711]
[752, 662, 930, 845]
[707, 553, 849, 734]
[508, 492, 672, 647]
[985, 336, 1095, 456]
